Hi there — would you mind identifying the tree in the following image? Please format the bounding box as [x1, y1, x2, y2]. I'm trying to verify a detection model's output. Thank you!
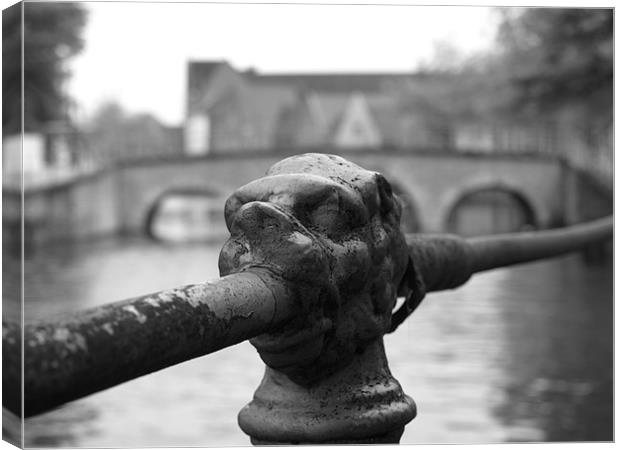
[2, 2, 87, 134]
[496, 8, 612, 119]
[411, 8, 613, 122]
[86, 102, 182, 164]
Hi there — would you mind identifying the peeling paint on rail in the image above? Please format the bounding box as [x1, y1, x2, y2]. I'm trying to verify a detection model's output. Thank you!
[3, 269, 293, 417]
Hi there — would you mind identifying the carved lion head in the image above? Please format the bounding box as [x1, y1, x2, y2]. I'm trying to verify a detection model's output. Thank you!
[219, 153, 409, 384]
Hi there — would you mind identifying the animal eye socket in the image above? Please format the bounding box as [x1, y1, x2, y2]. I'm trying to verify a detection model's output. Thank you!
[310, 197, 344, 233]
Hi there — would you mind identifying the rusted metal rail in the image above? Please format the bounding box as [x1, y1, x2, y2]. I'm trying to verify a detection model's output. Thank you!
[2, 153, 613, 445]
[416, 216, 612, 292]
[4, 269, 293, 417]
[391, 216, 613, 330]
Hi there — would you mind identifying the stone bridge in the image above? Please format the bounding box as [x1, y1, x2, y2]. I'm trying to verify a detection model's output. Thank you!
[3, 149, 612, 247]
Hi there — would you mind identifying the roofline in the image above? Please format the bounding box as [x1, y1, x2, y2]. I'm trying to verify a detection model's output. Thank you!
[187, 59, 228, 65]
[251, 71, 417, 78]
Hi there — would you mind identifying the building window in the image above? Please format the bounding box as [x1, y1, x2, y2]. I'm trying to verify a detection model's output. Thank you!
[185, 114, 210, 155]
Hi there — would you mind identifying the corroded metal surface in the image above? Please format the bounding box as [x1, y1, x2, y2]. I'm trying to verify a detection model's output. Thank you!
[388, 217, 613, 331]
[408, 216, 612, 291]
[239, 341, 415, 444]
[221, 154, 417, 443]
[466, 216, 613, 273]
[4, 269, 293, 417]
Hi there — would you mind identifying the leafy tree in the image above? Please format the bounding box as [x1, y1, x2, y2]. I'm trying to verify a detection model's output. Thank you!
[496, 8, 612, 118]
[2, 2, 87, 134]
[410, 8, 612, 124]
[86, 102, 182, 164]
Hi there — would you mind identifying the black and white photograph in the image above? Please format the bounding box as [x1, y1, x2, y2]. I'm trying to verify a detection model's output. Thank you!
[1, 1, 614, 447]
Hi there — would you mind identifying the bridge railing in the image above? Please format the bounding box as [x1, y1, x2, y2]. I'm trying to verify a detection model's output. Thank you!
[3, 153, 613, 445]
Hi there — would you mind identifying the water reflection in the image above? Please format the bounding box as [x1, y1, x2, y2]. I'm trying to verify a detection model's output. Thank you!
[148, 193, 228, 243]
[493, 258, 613, 441]
[4, 236, 612, 446]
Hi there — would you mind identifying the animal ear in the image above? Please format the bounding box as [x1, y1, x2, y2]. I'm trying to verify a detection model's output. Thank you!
[389, 255, 426, 333]
[224, 194, 243, 231]
[375, 173, 395, 216]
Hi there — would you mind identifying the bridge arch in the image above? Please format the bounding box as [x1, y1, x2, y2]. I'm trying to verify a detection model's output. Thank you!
[443, 184, 538, 237]
[144, 187, 228, 242]
[99, 152, 565, 240]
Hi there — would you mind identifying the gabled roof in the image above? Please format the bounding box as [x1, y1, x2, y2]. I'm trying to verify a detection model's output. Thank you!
[364, 94, 403, 146]
[331, 93, 383, 147]
[208, 81, 297, 147]
[185, 60, 459, 150]
[187, 61, 228, 92]
[242, 84, 298, 138]
[277, 92, 390, 147]
[248, 72, 416, 94]
[309, 93, 350, 133]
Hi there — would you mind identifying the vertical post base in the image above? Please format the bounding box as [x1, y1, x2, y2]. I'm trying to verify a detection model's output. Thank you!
[238, 339, 416, 445]
[249, 427, 405, 445]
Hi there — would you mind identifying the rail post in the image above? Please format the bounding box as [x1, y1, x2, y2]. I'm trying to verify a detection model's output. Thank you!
[220, 153, 418, 444]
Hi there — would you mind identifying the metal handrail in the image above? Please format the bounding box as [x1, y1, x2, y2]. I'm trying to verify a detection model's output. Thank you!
[390, 216, 613, 330]
[3, 217, 612, 418]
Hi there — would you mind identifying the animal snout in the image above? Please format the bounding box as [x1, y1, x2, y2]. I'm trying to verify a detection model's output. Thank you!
[231, 201, 294, 239]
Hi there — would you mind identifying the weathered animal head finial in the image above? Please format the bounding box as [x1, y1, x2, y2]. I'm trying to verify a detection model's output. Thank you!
[219, 153, 410, 384]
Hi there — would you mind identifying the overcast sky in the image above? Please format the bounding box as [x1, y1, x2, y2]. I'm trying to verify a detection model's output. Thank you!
[67, 2, 502, 126]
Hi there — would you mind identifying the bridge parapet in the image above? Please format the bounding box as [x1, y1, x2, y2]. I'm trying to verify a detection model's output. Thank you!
[3, 154, 613, 444]
[5, 149, 609, 248]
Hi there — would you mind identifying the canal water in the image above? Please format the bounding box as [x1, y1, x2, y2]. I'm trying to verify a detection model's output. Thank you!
[3, 234, 612, 446]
